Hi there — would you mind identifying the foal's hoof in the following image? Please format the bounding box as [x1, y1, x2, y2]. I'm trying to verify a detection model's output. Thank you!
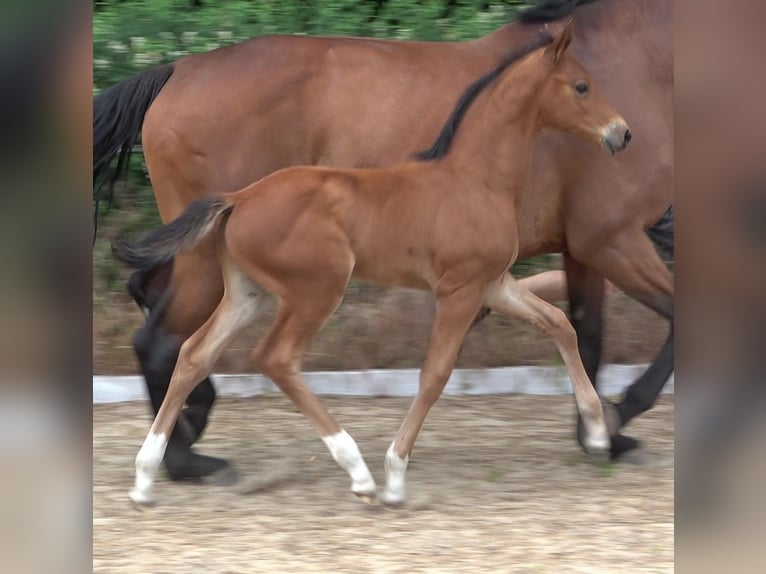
[353, 490, 379, 506]
[380, 489, 406, 508]
[577, 415, 643, 462]
[129, 487, 155, 508]
[164, 451, 236, 484]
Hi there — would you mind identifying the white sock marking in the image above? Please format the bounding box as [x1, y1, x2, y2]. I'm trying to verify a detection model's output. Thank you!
[382, 441, 409, 505]
[130, 431, 167, 505]
[322, 430, 376, 495]
[585, 422, 610, 453]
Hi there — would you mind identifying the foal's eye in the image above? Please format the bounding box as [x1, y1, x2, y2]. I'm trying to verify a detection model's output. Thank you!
[574, 81, 589, 95]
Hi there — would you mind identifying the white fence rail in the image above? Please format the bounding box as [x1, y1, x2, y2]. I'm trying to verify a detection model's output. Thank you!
[94, 364, 674, 404]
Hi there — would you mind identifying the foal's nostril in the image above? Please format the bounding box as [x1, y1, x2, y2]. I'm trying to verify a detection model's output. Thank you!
[624, 129, 632, 145]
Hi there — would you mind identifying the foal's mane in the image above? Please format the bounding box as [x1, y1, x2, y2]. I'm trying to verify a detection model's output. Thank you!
[415, 32, 553, 162]
[415, 0, 605, 162]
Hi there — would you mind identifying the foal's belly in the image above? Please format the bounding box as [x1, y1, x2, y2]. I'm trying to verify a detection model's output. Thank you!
[350, 257, 434, 292]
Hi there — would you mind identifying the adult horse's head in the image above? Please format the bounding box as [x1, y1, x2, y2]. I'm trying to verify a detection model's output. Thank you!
[535, 21, 632, 155]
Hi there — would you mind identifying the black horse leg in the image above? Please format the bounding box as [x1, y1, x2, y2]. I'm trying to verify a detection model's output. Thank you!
[614, 321, 674, 427]
[564, 254, 641, 459]
[129, 266, 233, 481]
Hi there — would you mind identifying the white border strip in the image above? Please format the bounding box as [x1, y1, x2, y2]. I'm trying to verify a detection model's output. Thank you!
[94, 364, 673, 404]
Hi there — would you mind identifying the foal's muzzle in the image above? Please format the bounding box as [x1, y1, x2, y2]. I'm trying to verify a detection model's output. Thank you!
[601, 121, 632, 155]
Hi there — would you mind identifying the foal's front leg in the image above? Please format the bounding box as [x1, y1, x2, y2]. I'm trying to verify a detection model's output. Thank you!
[382, 284, 485, 505]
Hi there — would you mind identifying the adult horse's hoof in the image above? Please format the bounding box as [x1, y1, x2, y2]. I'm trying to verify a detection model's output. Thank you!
[608, 434, 642, 461]
[164, 449, 236, 484]
[210, 464, 241, 486]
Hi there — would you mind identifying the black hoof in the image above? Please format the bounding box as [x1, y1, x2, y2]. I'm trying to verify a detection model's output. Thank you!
[164, 449, 237, 483]
[608, 433, 641, 461]
[576, 413, 641, 461]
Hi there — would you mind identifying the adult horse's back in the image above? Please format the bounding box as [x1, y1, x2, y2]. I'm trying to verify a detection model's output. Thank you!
[94, 0, 673, 481]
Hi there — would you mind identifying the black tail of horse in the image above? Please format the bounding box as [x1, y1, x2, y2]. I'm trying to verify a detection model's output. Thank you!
[647, 204, 674, 261]
[112, 197, 234, 270]
[93, 64, 175, 241]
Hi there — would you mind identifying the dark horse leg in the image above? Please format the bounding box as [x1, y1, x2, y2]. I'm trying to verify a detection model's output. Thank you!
[568, 228, 674, 460]
[565, 255, 641, 458]
[128, 261, 234, 482]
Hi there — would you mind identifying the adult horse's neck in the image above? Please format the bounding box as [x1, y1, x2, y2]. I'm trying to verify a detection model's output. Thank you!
[439, 51, 550, 198]
[472, 19, 542, 60]
[475, 1, 672, 71]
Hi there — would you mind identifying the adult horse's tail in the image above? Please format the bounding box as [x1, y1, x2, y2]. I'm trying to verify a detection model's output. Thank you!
[112, 197, 234, 270]
[647, 204, 674, 261]
[93, 64, 175, 239]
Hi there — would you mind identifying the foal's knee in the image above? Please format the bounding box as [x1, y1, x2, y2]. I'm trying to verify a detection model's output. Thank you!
[252, 347, 296, 382]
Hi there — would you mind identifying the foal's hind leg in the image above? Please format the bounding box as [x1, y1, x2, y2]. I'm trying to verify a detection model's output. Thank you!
[484, 273, 612, 455]
[129, 258, 260, 506]
[251, 292, 376, 501]
[381, 285, 485, 506]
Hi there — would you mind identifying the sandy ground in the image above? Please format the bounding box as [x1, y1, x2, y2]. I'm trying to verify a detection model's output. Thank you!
[94, 395, 674, 573]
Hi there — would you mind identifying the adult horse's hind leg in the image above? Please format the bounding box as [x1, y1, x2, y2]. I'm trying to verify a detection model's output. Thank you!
[251, 291, 376, 501]
[564, 254, 642, 459]
[129, 255, 261, 506]
[130, 248, 231, 481]
[381, 284, 485, 506]
[484, 273, 613, 455]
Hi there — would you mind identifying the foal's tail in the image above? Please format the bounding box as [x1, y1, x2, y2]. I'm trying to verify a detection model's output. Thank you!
[112, 197, 234, 269]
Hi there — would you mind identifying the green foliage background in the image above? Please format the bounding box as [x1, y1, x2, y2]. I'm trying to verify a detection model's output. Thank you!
[94, 1, 535, 91]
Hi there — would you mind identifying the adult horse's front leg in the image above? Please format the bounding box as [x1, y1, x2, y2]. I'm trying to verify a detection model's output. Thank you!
[382, 284, 485, 506]
[564, 254, 641, 459]
[130, 246, 232, 482]
[584, 230, 674, 455]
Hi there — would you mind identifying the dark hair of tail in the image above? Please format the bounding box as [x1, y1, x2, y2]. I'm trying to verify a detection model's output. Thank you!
[112, 197, 234, 270]
[518, 0, 600, 23]
[647, 204, 674, 261]
[93, 64, 175, 242]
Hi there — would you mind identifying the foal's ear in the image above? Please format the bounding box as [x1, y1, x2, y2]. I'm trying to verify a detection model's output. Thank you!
[546, 18, 574, 64]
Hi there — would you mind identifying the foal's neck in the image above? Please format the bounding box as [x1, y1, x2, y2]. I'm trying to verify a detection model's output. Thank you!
[440, 54, 548, 198]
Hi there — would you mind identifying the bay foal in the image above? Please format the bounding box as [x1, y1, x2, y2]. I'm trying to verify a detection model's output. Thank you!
[115, 23, 630, 507]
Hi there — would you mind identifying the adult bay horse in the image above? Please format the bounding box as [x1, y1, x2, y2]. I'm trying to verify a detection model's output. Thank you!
[115, 23, 631, 506]
[94, 0, 673, 481]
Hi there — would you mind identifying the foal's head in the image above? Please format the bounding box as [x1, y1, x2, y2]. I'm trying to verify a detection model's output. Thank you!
[533, 21, 631, 155]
